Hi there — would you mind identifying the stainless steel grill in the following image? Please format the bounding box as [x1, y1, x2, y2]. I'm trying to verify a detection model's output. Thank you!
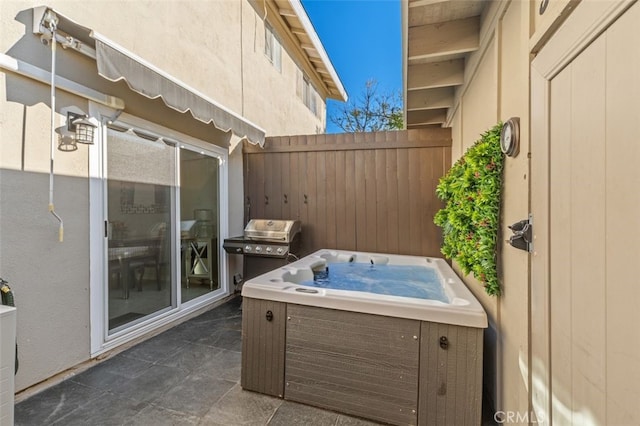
[223, 219, 301, 259]
[223, 219, 302, 282]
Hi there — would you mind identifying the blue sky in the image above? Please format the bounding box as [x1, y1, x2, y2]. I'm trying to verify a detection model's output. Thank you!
[300, 0, 402, 133]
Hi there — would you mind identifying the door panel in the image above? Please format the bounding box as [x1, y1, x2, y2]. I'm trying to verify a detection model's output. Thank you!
[531, 1, 640, 424]
[179, 147, 221, 303]
[604, 5, 640, 423]
[106, 128, 175, 332]
[548, 66, 573, 425]
[549, 35, 607, 425]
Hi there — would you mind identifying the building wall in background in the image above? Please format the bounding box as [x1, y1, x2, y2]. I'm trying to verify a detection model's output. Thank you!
[0, 0, 327, 391]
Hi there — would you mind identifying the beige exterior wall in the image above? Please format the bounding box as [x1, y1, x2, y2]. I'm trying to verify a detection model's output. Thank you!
[412, 1, 640, 422]
[0, 0, 328, 391]
[447, 0, 531, 415]
[1, 1, 325, 136]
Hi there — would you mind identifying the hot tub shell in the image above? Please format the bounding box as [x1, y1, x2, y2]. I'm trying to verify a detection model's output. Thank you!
[241, 249, 487, 425]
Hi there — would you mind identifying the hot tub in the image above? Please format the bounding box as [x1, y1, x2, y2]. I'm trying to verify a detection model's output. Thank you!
[241, 249, 487, 426]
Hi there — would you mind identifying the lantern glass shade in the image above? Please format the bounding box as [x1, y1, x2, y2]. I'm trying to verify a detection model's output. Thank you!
[72, 116, 96, 144]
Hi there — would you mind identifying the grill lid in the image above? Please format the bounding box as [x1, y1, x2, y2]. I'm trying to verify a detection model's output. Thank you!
[243, 219, 301, 242]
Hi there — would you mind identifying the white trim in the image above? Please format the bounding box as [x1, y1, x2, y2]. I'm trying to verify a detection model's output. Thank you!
[113, 112, 229, 157]
[88, 101, 117, 355]
[0, 53, 124, 110]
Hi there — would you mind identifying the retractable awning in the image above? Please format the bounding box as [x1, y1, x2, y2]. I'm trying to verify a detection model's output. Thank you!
[32, 6, 265, 146]
[92, 33, 265, 146]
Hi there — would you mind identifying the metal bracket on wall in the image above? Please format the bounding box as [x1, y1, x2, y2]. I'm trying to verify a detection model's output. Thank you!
[507, 214, 533, 253]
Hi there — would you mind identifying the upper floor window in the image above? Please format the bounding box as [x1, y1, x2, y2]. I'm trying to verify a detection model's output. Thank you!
[303, 76, 318, 116]
[264, 23, 282, 72]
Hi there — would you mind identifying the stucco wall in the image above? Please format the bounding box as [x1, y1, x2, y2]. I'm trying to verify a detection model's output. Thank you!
[0, 75, 91, 391]
[1, 0, 328, 391]
[447, 0, 531, 416]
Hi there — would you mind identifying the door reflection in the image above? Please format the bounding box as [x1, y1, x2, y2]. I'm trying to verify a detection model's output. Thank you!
[180, 148, 220, 303]
[106, 129, 175, 332]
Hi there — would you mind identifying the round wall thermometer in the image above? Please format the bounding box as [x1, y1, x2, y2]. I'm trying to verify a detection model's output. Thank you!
[500, 117, 520, 157]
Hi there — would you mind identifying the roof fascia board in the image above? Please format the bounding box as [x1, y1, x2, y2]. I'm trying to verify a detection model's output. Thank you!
[261, 0, 333, 100]
[261, 0, 347, 101]
[287, 0, 347, 101]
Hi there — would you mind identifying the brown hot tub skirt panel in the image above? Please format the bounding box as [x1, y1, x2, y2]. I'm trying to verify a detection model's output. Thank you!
[241, 298, 483, 426]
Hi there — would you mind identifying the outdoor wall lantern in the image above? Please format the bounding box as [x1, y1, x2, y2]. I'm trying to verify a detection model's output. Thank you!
[56, 112, 98, 151]
[68, 112, 97, 144]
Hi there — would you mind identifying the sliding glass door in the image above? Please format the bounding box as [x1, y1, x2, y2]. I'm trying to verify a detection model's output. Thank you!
[179, 147, 221, 303]
[105, 128, 175, 333]
[103, 123, 225, 335]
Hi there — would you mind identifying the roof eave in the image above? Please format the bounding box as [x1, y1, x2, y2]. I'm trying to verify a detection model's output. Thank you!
[287, 0, 348, 102]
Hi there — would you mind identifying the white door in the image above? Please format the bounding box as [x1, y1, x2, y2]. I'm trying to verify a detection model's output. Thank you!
[531, 1, 640, 424]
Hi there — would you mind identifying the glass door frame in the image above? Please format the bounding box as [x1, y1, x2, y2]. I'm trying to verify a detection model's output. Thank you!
[177, 143, 228, 307]
[89, 108, 230, 356]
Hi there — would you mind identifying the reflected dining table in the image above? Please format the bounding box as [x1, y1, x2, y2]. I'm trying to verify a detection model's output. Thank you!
[108, 239, 159, 299]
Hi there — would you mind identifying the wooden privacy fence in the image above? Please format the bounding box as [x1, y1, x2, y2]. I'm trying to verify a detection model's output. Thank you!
[243, 128, 451, 258]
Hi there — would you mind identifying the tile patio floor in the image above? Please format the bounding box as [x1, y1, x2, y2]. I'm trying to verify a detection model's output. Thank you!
[14, 297, 382, 426]
[15, 296, 496, 425]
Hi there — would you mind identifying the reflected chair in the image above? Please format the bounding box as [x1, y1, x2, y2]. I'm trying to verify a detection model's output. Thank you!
[131, 225, 167, 291]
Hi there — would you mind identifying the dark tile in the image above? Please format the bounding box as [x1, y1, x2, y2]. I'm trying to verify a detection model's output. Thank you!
[119, 332, 190, 363]
[16, 297, 393, 425]
[15, 381, 106, 426]
[151, 372, 235, 417]
[157, 343, 240, 382]
[156, 342, 220, 372]
[70, 355, 154, 391]
[51, 392, 147, 426]
[159, 298, 242, 343]
[125, 404, 200, 425]
[200, 384, 282, 425]
[214, 313, 242, 331]
[107, 364, 190, 405]
[197, 347, 241, 383]
[268, 400, 339, 426]
[195, 328, 242, 352]
[197, 298, 242, 321]
[161, 318, 220, 343]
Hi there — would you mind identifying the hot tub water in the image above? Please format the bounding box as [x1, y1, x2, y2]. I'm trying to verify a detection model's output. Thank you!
[301, 262, 449, 303]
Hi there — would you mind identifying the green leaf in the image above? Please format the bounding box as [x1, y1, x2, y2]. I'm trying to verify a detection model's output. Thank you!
[433, 123, 504, 296]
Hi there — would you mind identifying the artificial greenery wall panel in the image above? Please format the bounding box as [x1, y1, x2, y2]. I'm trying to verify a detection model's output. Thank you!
[434, 123, 504, 296]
